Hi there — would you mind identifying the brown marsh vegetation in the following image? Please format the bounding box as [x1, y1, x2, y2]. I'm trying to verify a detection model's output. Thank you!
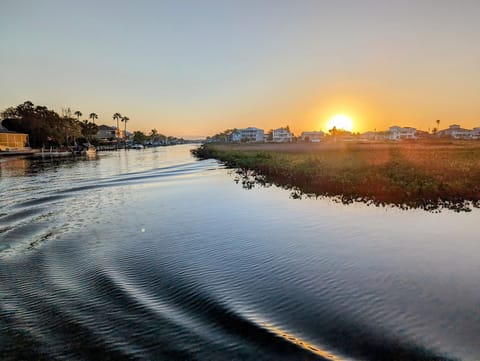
[193, 141, 480, 211]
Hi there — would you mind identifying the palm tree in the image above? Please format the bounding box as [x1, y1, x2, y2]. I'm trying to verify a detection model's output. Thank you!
[121, 116, 129, 139]
[436, 119, 440, 130]
[121, 116, 129, 149]
[74, 111, 82, 121]
[89, 112, 98, 124]
[113, 113, 122, 133]
[113, 113, 122, 147]
[150, 129, 159, 144]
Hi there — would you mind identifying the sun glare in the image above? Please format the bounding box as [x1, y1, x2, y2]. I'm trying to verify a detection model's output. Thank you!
[326, 114, 354, 132]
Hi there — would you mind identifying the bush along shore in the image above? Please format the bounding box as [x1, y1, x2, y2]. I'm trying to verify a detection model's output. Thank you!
[192, 142, 480, 212]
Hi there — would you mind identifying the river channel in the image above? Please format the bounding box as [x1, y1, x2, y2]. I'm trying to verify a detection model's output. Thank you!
[0, 145, 479, 360]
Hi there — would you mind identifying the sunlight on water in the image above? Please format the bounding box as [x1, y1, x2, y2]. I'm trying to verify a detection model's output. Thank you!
[259, 322, 340, 360]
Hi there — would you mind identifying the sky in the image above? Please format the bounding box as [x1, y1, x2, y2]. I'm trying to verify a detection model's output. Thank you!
[1, 0, 479, 138]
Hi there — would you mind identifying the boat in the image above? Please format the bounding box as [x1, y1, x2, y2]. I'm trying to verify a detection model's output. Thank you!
[131, 144, 144, 150]
[64, 143, 97, 156]
[79, 143, 96, 156]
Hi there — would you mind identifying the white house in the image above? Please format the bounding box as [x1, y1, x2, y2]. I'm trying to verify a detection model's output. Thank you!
[272, 127, 293, 142]
[235, 127, 265, 142]
[437, 124, 475, 139]
[471, 127, 480, 139]
[300, 131, 324, 142]
[388, 126, 417, 140]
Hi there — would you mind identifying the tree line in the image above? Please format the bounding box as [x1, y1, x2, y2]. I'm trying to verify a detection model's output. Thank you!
[1, 101, 99, 147]
[0, 101, 132, 148]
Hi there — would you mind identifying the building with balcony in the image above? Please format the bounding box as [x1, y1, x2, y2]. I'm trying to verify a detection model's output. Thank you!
[436, 124, 476, 139]
[234, 127, 265, 142]
[272, 127, 293, 142]
[388, 126, 417, 140]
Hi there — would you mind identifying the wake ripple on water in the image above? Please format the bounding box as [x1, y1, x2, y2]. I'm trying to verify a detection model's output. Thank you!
[0, 160, 214, 258]
[0, 243, 330, 360]
[0, 233, 456, 361]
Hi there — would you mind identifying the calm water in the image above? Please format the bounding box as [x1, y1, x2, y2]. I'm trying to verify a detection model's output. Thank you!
[1, 145, 479, 361]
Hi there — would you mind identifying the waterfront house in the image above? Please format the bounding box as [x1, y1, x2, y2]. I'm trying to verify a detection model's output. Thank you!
[436, 124, 475, 139]
[388, 126, 417, 140]
[0, 123, 29, 151]
[96, 125, 121, 140]
[471, 127, 480, 139]
[300, 131, 324, 142]
[236, 127, 265, 142]
[273, 127, 293, 142]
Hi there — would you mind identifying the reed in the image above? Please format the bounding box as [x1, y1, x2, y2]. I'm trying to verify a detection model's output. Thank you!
[193, 141, 480, 211]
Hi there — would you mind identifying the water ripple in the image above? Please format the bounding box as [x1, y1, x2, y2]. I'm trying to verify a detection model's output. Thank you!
[0, 146, 477, 360]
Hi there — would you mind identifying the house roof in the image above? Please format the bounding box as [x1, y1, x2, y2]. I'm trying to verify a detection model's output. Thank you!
[0, 122, 11, 132]
[98, 124, 116, 130]
[438, 127, 470, 133]
[0, 122, 27, 134]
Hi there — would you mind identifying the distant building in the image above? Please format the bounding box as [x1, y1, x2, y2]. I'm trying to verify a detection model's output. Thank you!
[0, 122, 29, 151]
[472, 127, 480, 139]
[388, 126, 417, 140]
[236, 127, 265, 142]
[272, 127, 293, 142]
[436, 124, 475, 139]
[300, 131, 324, 142]
[96, 125, 121, 140]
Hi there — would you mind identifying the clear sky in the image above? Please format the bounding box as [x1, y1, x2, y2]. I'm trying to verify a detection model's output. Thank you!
[1, 0, 479, 138]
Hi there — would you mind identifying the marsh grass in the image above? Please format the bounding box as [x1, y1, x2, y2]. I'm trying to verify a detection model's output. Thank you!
[193, 142, 480, 211]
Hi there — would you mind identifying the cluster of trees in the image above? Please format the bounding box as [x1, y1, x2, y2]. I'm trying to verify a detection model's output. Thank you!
[1, 101, 191, 148]
[133, 128, 184, 145]
[327, 126, 357, 137]
[1, 101, 99, 147]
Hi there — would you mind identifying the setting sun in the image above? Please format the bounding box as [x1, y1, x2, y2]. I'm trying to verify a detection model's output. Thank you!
[326, 114, 354, 132]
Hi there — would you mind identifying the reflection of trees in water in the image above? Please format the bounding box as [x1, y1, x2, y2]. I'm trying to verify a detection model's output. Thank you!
[233, 169, 271, 190]
[232, 168, 479, 213]
[0, 156, 97, 177]
[29, 156, 98, 175]
[0, 158, 29, 177]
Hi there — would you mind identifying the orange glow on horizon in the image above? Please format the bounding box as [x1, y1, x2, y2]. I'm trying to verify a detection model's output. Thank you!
[325, 114, 354, 132]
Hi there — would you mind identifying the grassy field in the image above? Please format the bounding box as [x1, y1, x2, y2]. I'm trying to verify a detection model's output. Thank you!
[193, 141, 480, 211]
